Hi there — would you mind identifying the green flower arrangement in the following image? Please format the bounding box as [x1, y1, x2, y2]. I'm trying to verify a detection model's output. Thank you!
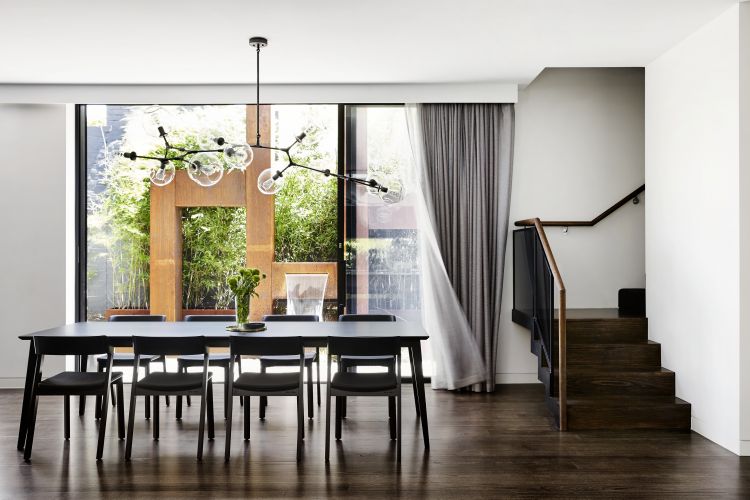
[227, 268, 267, 324]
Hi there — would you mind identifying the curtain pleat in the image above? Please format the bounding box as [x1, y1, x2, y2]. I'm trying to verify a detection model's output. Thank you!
[412, 103, 514, 392]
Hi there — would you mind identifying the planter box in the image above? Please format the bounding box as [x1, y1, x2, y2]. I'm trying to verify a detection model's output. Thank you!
[105, 309, 236, 321]
[104, 308, 150, 321]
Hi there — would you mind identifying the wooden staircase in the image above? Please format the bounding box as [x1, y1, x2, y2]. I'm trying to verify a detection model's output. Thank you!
[542, 309, 691, 431]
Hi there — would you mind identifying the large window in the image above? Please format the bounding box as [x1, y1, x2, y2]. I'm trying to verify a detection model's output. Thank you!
[82, 102, 429, 375]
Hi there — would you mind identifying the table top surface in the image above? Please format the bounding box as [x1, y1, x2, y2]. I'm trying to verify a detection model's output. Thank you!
[18, 321, 429, 341]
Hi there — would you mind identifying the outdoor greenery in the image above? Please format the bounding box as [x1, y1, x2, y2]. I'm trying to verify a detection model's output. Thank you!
[182, 207, 246, 309]
[273, 107, 337, 262]
[89, 104, 338, 314]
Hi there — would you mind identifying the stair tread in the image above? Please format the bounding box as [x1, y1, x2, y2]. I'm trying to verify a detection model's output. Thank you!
[565, 367, 674, 375]
[568, 340, 659, 348]
[567, 396, 689, 407]
[555, 308, 646, 320]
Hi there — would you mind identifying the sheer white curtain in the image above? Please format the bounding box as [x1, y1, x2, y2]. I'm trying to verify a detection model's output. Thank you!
[404, 105, 487, 390]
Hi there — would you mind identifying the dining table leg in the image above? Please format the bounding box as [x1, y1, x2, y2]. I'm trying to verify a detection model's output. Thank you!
[17, 341, 36, 451]
[410, 342, 430, 450]
[78, 354, 88, 415]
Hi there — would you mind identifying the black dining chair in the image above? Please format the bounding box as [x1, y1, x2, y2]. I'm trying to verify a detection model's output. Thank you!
[338, 314, 398, 422]
[325, 336, 401, 463]
[23, 336, 125, 462]
[95, 314, 169, 421]
[225, 336, 305, 462]
[125, 336, 214, 461]
[259, 314, 320, 420]
[176, 314, 242, 420]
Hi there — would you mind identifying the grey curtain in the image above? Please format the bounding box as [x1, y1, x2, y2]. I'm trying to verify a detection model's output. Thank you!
[416, 103, 514, 392]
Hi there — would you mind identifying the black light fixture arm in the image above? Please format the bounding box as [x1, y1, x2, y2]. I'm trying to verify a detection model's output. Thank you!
[248, 36, 388, 193]
[122, 126, 225, 165]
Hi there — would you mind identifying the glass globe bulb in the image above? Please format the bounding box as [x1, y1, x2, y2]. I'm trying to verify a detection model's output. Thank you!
[257, 167, 284, 195]
[187, 152, 224, 187]
[378, 179, 404, 204]
[150, 161, 176, 187]
[223, 143, 254, 171]
[140, 105, 178, 137]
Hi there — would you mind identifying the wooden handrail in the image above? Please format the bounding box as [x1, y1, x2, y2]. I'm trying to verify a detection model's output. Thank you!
[531, 218, 567, 431]
[515, 184, 645, 227]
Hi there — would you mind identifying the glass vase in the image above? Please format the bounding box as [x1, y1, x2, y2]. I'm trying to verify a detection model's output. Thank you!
[234, 294, 251, 325]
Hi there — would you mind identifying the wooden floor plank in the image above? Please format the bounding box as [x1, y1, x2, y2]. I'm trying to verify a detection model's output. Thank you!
[1, 384, 748, 499]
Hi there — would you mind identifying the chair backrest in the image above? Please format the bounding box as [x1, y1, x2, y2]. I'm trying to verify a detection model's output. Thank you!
[33, 335, 111, 356]
[338, 314, 397, 322]
[230, 336, 304, 357]
[327, 336, 400, 357]
[263, 314, 319, 322]
[109, 314, 166, 322]
[184, 314, 235, 322]
[132, 336, 207, 356]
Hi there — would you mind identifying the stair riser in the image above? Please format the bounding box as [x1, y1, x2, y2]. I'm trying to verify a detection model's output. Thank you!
[567, 404, 691, 431]
[564, 372, 675, 397]
[567, 344, 661, 369]
[556, 319, 648, 344]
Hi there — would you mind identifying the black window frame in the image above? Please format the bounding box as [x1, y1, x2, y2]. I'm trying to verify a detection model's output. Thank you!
[75, 103, 407, 321]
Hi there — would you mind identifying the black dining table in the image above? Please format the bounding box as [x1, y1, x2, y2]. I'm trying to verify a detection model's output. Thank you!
[16, 320, 430, 452]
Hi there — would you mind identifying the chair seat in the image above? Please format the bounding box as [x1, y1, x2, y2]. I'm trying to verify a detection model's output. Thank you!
[137, 372, 210, 392]
[331, 372, 397, 392]
[259, 352, 316, 367]
[340, 355, 395, 368]
[97, 353, 162, 366]
[177, 353, 232, 367]
[38, 371, 123, 395]
[233, 372, 300, 392]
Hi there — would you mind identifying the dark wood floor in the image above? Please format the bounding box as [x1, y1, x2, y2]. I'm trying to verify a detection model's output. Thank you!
[2, 384, 749, 499]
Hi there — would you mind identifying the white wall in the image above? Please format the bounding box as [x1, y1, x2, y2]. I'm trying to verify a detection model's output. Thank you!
[498, 68, 646, 383]
[646, 5, 742, 454]
[0, 104, 68, 387]
[738, 0, 750, 456]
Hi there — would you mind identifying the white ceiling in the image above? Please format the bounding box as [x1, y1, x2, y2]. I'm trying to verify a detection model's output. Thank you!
[0, 0, 737, 86]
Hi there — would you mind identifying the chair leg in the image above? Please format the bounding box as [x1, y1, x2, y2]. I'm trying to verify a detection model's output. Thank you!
[316, 348, 321, 406]
[78, 354, 88, 416]
[342, 364, 348, 419]
[64, 395, 70, 440]
[259, 364, 267, 416]
[224, 391, 234, 462]
[335, 396, 342, 440]
[153, 396, 159, 440]
[111, 382, 117, 407]
[197, 390, 206, 461]
[238, 357, 244, 407]
[162, 358, 170, 407]
[296, 392, 304, 462]
[397, 392, 402, 463]
[223, 366, 229, 420]
[116, 382, 125, 439]
[186, 366, 192, 407]
[207, 383, 215, 440]
[388, 396, 396, 440]
[124, 384, 138, 461]
[176, 394, 183, 420]
[97, 381, 111, 461]
[95, 364, 103, 420]
[325, 389, 331, 463]
[307, 364, 314, 420]
[144, 366, 151, 420]
[243, 396, 250, 440]
[22, 394, 39, 462]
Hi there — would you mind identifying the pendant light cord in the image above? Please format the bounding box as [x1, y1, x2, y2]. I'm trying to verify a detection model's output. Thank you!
[256, 43, 261, 146]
